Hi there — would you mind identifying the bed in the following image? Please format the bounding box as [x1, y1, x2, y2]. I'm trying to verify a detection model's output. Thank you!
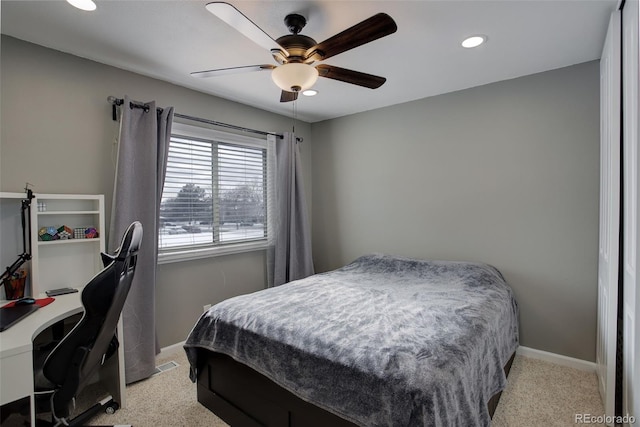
[184, 254, 519, 427]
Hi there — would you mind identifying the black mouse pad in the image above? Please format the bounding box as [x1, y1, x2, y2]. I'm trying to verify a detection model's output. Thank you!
[0, 304, 40, 332]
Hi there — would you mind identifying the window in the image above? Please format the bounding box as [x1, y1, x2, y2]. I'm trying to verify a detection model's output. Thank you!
[158, 123, 272, 262]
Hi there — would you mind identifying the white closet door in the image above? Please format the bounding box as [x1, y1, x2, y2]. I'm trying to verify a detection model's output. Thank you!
[622, 0, 639, 421]
[597, 10, 621, 423]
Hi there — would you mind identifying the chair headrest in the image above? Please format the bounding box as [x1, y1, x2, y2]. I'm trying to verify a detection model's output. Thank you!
[115, 221, 143, 261]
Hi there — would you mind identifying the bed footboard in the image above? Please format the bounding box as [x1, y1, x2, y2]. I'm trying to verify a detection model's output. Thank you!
[196, 351, 357, 427]
[196, 350, 516, 427]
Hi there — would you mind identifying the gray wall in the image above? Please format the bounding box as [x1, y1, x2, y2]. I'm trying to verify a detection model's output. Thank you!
[310, 61, 600, 361]
[1, 35, 601, 361]
[0, 36, 312, 347]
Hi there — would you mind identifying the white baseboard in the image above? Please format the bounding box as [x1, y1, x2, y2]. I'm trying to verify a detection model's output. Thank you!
[517, 346, 596, 372]
[158, 340, 186, 359]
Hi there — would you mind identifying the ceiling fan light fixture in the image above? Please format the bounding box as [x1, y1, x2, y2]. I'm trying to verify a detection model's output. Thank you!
[461, 35, 486, 48]
[271, 63, 319, 92]
[66, 0, 96, 11]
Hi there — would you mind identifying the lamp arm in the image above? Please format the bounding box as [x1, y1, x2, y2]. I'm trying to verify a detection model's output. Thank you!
[0, 254, 31, 284]
[1, 189, 35, 284]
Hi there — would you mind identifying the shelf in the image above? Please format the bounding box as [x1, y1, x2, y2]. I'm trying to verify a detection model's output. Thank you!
[37, 239, 100, 246]
[0, 192, 28, 199]
[37, 210, 100, 215]
[29, 194, 105, 296]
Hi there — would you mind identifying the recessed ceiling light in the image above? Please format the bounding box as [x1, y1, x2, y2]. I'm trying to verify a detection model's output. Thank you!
[66, 0, 97, 11]
[461, 35, 486, 49]
[302, 89, 318, 97]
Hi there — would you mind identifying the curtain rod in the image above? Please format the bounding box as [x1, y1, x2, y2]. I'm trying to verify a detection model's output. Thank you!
[107, 96, 300, 141]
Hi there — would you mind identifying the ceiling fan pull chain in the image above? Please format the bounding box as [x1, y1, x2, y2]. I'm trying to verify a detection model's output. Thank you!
[291, 99, 297, 134]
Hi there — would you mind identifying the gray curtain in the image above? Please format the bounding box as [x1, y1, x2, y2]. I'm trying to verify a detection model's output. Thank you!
[109, 95, 173, 384]
[268, 132, 314, 286]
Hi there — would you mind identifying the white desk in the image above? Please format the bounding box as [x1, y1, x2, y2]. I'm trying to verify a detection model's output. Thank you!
[0, 291, 126, 423]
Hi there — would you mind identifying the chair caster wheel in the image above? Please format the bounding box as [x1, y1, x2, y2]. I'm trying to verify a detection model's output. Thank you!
[104, 401, 119, 414]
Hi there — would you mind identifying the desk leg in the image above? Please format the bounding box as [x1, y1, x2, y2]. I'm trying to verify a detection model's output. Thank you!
[29, 394, 36, 426]
[99, 316, 126, 409]
[0, 350, 35, 422]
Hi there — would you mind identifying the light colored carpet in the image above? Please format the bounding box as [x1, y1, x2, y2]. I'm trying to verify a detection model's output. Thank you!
[86, 351, 605, 427]
[492, 355, 605, 427]
[88, 351, 227, 427]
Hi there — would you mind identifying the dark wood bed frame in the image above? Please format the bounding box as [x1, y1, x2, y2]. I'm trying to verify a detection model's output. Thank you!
[195, 350, 516, 427]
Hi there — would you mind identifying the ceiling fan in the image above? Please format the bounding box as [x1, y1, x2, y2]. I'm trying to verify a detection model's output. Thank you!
[192, 2, 398, 102]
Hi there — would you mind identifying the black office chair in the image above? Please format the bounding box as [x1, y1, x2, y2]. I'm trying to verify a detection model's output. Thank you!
[34, 221, 143, 426]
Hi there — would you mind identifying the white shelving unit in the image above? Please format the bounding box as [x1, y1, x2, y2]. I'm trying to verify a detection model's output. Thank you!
[2, 192, 126, 411]
[30, 194, 105, 296]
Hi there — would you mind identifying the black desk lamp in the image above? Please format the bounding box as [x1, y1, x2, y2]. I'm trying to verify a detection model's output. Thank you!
[1, 186, 35, 294]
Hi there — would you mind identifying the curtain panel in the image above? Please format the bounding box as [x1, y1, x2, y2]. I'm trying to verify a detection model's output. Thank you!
[109, 95, 174, 384]
[268, 132, 314, 287]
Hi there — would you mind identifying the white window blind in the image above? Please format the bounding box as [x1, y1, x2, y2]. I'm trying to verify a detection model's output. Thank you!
[159, 124, 269, 260]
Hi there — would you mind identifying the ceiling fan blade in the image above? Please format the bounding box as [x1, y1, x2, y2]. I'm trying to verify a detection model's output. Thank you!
[316, 64, 386, 89]
[280, 90, 299, 103]
[191, 64, 275, 78]
[305, 13, 397, 62]
[205, 2, 288, 57]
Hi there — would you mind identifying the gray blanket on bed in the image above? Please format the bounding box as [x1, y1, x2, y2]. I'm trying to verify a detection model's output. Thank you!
[184, 254, 519, 426]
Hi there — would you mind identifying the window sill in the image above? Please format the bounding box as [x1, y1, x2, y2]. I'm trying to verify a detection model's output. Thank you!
[158, 240, 268, 264]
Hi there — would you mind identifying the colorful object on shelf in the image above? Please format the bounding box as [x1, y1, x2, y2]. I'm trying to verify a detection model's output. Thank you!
[39, 225, 99, 241]
[57, 225, 73, 240]
[39, 226, 59, 241]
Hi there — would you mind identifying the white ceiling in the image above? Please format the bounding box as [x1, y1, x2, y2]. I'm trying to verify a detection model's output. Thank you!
[1, 0, 616, 123]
